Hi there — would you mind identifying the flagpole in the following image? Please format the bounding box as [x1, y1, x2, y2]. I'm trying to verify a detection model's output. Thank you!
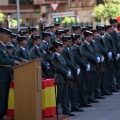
[17, 0, 20, 32]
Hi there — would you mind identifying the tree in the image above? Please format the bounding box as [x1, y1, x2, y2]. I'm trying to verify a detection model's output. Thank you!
[61, 17, 76, 24]
[93, 0, 120, 21]
[0, 10, 6, 22]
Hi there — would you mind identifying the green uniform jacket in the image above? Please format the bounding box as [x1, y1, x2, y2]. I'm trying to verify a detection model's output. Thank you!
[71, 45, 88, 74]
[90, 40, 104, 58]
[16, 47, 31, 61]
[52, 53, 69, 83]
[61, 46, 79, 75]
[27, 37, 33, 51]
[95, 35, 110, 60]
[110, 28, 120, 53]
[30, 46, 49, 77]
[81, 42, 97, 71]
[0, 42, 14, 82]
[103, 33, 117, 60]
[40, 41, 52, 64]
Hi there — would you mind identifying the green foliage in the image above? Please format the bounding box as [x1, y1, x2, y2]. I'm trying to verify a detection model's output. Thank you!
[61, 17, 76, 23]
[93, 0, 120, 20]
[0, 10, 6, 22]
[93, 4, 105, 20]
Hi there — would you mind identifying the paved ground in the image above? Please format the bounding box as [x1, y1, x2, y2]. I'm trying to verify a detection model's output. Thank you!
[69, 92, 120, 120]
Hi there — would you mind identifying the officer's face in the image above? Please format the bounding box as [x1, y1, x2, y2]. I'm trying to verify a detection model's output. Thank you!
[108, 27, 113, 34]
[93, 32, 97, 39]
[88, 35, 93, 42]
[114, 22, 118, 27]
[55, 26, 60, 30]
[7, 48, 13, 55]
[50, 28, 54, 32]
[67, 40, 72, 47]
[66, 31, 71, 36]
[74, 29, 80, 34]
[58, 34, 63, 39]
[25, 33, 29, 39]
[77, 38, 82, 45]
[46, 36, 51, 41]
[33, 30, 37, 35]
[2, 34, 11, 44]
[36, 39, 41, 45]
[100, 29, 105, 35]
[21, 40, 27, 47]
[56, 46, 63, 53]
[11, 37, 16, 43]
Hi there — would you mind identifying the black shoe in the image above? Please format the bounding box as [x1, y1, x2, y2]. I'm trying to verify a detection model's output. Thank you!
[87, 101, 91, 104]
[56, 112, 61, 115]
[82, 104, 92, 107]
[69, 113, 75, 116]
[116, 86, 120, 89]
[89, 99, 99, 103]
[63, 112, 75, 116]
[71, 108, 84, 112]
[112, 89, 119, 92]
[104, 92, 113, 95]
[77, 104, 82, 108]
[95, 96, 105, 99]
[108, 90, 113, 93]
[101, 93, 105, 96]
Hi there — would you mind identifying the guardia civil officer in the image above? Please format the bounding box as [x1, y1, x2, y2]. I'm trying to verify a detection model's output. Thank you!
[51, 41, 75, 116]
[109, 18, 120, 90]
[16, 36, 31, 61]
[27, 27, 37, 51]
[61, 36, 84, 112]
[71, 34, 92, 107]
[0, 27, 22, 120]
[30, 35, 53, 78]
[103, 25, 119, 92]
[81, 31, 100, 103]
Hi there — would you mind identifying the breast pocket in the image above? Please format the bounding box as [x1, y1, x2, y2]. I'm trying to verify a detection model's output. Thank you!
[1, 51, 9, 58]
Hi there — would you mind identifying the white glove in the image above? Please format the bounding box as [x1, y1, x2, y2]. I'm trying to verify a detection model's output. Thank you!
[67, 71, 71, 77]
[101, 57, 104, 62]
[118, 53, 120, 58]
[108, 52, 112, 58]
[115, 54, 119, 61]
[97, 57, 100, 63]
[86, 64, 90, 71]
[47, 62, 50, 70]
[76, 68, 80, 75]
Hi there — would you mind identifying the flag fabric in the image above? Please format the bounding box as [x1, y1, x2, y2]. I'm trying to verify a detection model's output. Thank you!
[8, 79, 56, 119]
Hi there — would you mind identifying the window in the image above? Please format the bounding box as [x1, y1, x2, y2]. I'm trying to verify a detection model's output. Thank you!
[9, 0, 33, 5]
[20, 0, 33, 5]
[9, 0, 16, 4]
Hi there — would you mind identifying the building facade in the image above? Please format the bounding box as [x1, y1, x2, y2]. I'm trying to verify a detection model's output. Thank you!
[0, 0, 68, 27]
[68, 0, 97, 22]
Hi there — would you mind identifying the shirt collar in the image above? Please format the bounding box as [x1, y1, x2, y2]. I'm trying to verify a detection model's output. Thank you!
[21, 47, 26, 51]
[74, 44, 78, 47]
[84, 41, 90, 45]
[43, 40, 48, 45]
[92, 40, 95, 42]
[106, 33, 111, 37]
[67, 47, 70, 51]
[34, 45, 39, 49]
[55, 52, 60, 57]
[9, 43, 14, 47]
[0, 41, 6, 47]
[97, 34, 102, 37]
[112, 27, 115, 31]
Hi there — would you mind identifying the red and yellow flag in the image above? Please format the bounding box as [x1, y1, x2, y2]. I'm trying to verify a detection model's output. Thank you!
[8, 79, 56, 119]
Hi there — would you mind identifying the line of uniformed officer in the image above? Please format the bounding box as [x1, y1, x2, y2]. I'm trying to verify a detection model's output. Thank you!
[0, 18, 120, 119]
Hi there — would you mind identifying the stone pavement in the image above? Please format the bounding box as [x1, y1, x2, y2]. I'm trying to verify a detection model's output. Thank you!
[69, 92, 120, 120]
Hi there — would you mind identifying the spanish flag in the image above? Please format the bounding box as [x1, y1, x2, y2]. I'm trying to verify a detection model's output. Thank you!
[8, 79, 56, 119]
